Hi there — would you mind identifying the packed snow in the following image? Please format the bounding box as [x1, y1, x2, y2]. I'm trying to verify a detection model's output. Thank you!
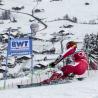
[0, 71, 98, 98]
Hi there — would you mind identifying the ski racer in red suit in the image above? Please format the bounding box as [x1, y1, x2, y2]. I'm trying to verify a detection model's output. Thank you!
[42, 41, 89, 84]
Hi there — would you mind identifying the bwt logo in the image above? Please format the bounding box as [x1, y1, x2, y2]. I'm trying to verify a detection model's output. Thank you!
[11, 40, 29, 49]
[8, 38, 32, 56]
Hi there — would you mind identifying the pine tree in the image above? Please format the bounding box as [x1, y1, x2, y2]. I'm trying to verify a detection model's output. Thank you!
[83, 33, 98, 70]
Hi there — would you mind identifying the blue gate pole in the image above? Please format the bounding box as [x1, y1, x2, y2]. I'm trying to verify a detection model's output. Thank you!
[4, 27, 11, 89]
[30, 32, 34, 83]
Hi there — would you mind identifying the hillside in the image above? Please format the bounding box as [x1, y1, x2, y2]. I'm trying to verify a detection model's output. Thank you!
[0, 0, 98, 97]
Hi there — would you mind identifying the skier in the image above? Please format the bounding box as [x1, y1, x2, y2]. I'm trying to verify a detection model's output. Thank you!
[41, 41, 89, 84]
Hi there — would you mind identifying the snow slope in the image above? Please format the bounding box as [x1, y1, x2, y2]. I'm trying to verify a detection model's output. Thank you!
[0, 0, 98, 98]
[0, 71, 98, 98]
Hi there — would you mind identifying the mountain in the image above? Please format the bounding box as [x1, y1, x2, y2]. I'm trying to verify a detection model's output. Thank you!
[0, 0, 98, 97]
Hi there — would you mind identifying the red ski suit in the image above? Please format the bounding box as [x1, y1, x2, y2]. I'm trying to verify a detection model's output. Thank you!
[42, 45, 89, 83]
[61, 52, 88, 78]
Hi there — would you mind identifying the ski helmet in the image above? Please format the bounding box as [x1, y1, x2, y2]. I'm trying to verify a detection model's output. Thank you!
[73, 51, 87, 61]
[66, 41, 77, 49]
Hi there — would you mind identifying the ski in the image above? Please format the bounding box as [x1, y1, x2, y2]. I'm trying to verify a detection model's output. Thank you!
[17, 77, 85, 88]
[17, 80, 71, 88]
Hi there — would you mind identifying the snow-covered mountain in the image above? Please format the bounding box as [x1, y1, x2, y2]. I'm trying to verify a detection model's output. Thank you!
[0, 0, 98, 39]
[0, 0, 98, 97]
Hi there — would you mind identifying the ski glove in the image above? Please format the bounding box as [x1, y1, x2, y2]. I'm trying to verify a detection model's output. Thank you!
[49, 62, 55, 68]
